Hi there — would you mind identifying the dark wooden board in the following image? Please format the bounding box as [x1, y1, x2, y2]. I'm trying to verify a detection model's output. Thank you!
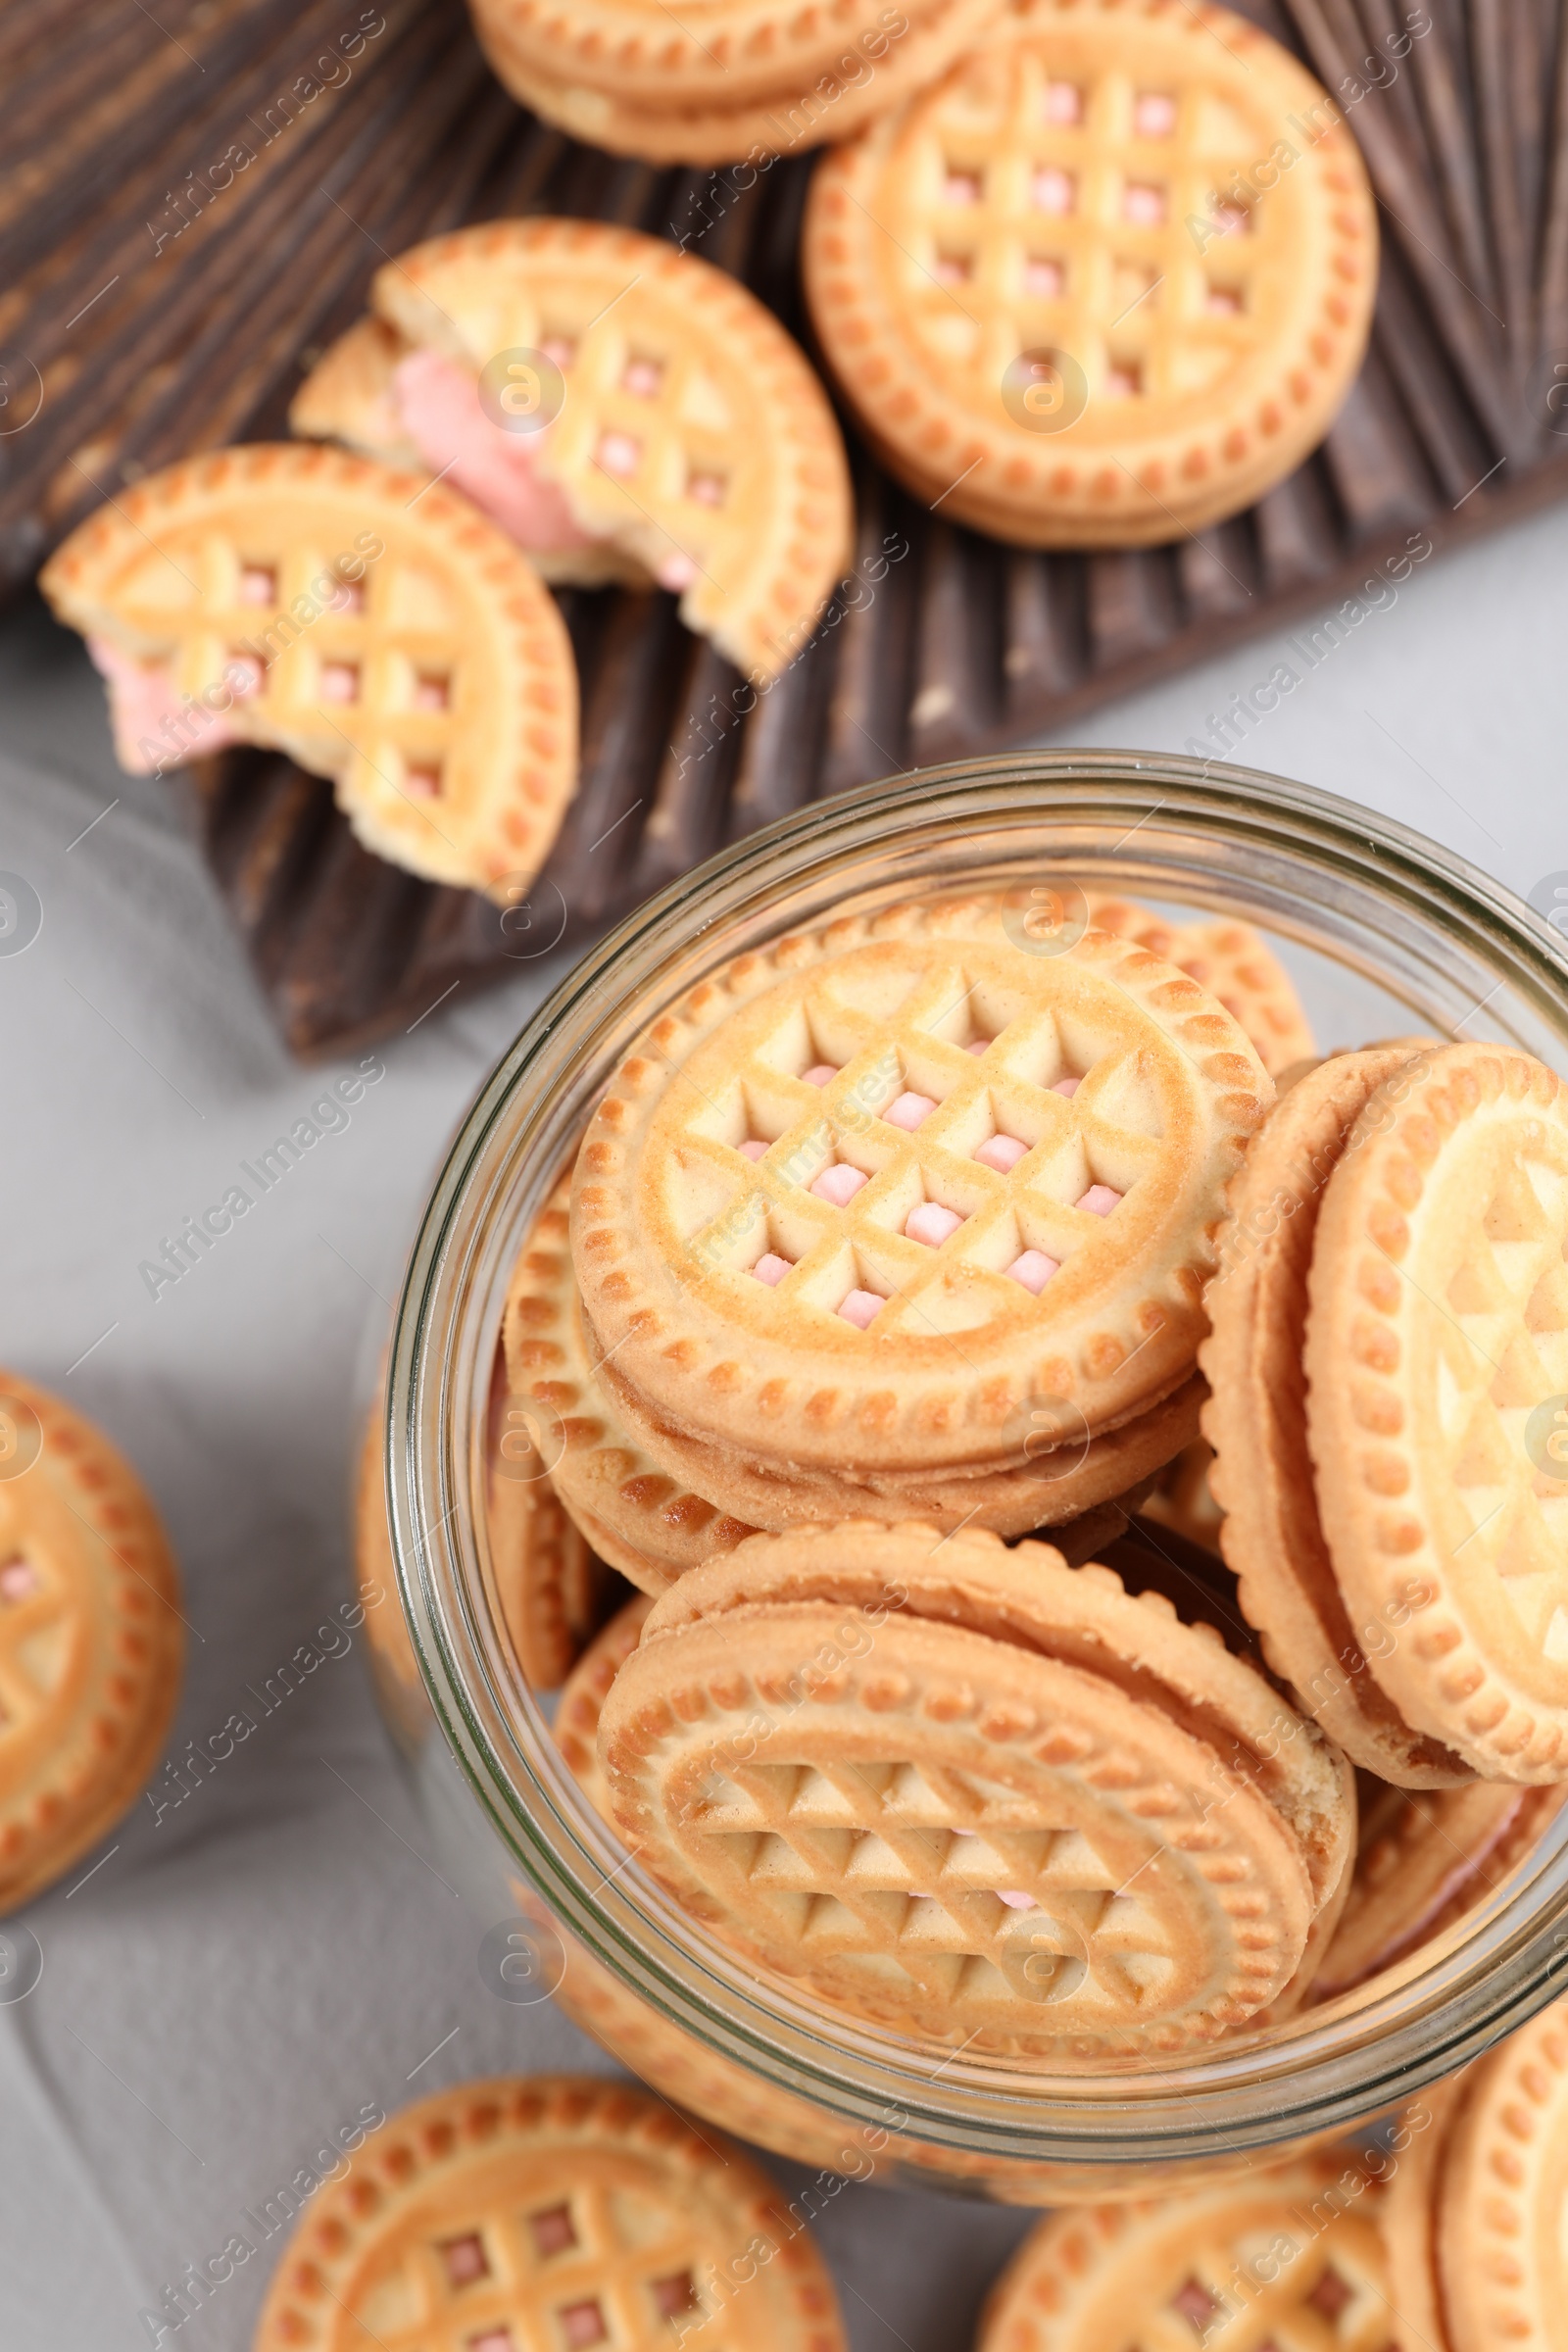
[5, 0, 1566, 1053]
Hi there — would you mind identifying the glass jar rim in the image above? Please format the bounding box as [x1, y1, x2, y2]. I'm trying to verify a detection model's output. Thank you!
[388, 747, 1568, 2167]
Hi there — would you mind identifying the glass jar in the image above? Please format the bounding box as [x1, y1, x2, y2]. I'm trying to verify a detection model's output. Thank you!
[380, 748, 1568, 2203]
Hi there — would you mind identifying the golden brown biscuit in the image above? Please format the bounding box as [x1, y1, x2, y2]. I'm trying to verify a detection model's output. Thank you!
[470, 0, 1005, 166]
[0, 1374, 182, 1913]
[601, 1522, 1340, 2057]
[1436, 1999, 1568, 2352]
[573, 894, 1271, 1488]
[1313, 1781, 1564, 1999]
[593, 1339, 1203, 1534]
[1200, 1047, 1470, 1788]
[294, 220, 853, 683]
[502, 1180, 757, 1592]
[978, 2152, 1395, 2350]
[1307, 1045, 1568, 1780]
[804, 0, 1378, 547]
[486, 1367, 610, 1690]
[1083, 896, 1315, 1076]
[253, 2073, 849, 2350]
[1381, 2074, 1465, 2352]
[553, 1593, 653, 1821]
[39, 445, 577, 902]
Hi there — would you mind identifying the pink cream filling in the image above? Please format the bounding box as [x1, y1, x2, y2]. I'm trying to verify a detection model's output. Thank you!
[88, 635, 249, 773]
[391, 348, 698, 594]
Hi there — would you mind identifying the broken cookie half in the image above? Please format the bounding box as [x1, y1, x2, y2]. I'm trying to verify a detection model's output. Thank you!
[39, 443, 577, 902]
[291, 217, 854, 685]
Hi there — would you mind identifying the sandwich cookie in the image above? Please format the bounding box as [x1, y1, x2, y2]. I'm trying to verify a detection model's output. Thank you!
[1380, 2072, 1467, 2352]
[39, 445, 577, 902]
[803, 0, 1377, 547]
[554, 1593, 655, 1823]
[0, 1373, 183, 1913]
[589, 1320, 1204, 1537]
[466, 0, 1005, 167]
[1313, 1779, 1565, 2000]
[978, 2153, 1395, 2351]
[1201, 1047, 1473, 1788]
[546, 1597, 894, 2178]
[572, 894, 1272, 1511]
[503, 1179, 759, 1593]
[1433, 1998, 1568, 2352]
[1082, 896, 1315, 1077]
[599, 1522, 1350, 2057]
[292, 220, 853, 684]
[254, 2073, 848, 2351]
[1305, 1044, 1568, 1781]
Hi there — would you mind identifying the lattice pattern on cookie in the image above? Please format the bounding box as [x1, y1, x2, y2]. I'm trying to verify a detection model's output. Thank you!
[900, 38, 1274, 406]
[374, 222, 852, 681]
[674, 954, 1169, 1340]
[981, 2167, 1395, 2352]
[257, 2077, 845, 2352]
[342, 2170, 712, 2351]
[39, 446, 576, 899]
[122, 534, 465, 805]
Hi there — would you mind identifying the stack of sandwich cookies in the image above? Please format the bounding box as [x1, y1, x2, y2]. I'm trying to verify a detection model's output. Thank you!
[464, 0, 1005, 166]
[356, 1394, 611, 1699]
[1204, 1043, 1568, 1787]
[0, 1373, 183, 1913]
[598, 1522, 1352, 2056]
[502, 1178, 760, 1594]
[803, 0, 1377, 547]
[253, 2072, 849, 2352]
[38, 445, 578, 902]
[979, 2152, 1396, 2352]
[571, 895, 1273, 1537]
[292, 219, 854, 686]
[1382, 2000, 1568, 2352]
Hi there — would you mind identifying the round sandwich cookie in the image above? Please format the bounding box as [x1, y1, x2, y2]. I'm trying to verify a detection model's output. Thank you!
[1307, 1044, 1568, 1781]
[0, 1373, 183, 1914]
[1313, 1779, 1564, 2000]
[1381, 2072, 1467, 2352]
[554, 1592, 655, 1822]
[599, 1522, 1350, 2057]
[1200, 1046, 1473, 1788]
[503, 1178, 759, 1592]
[39, 445, 577, 902]
[1433, 1997, 1568, 2352]
[254, 2073, 849, 2351]
[803, 0, 1378, 548]
[472, 0, 1006, 167]
[977, 2151, 1395, 2351]
[1082, 896, 1315, 1077]
[572, 893, 1272, 1494]
[292, 220, 853, 685]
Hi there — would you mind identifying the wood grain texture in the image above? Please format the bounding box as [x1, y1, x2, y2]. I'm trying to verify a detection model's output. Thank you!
[8, 0, 1568, 1053]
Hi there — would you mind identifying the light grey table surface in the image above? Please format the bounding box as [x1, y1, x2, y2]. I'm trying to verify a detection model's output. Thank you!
[2, 500, 1566, 2351]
